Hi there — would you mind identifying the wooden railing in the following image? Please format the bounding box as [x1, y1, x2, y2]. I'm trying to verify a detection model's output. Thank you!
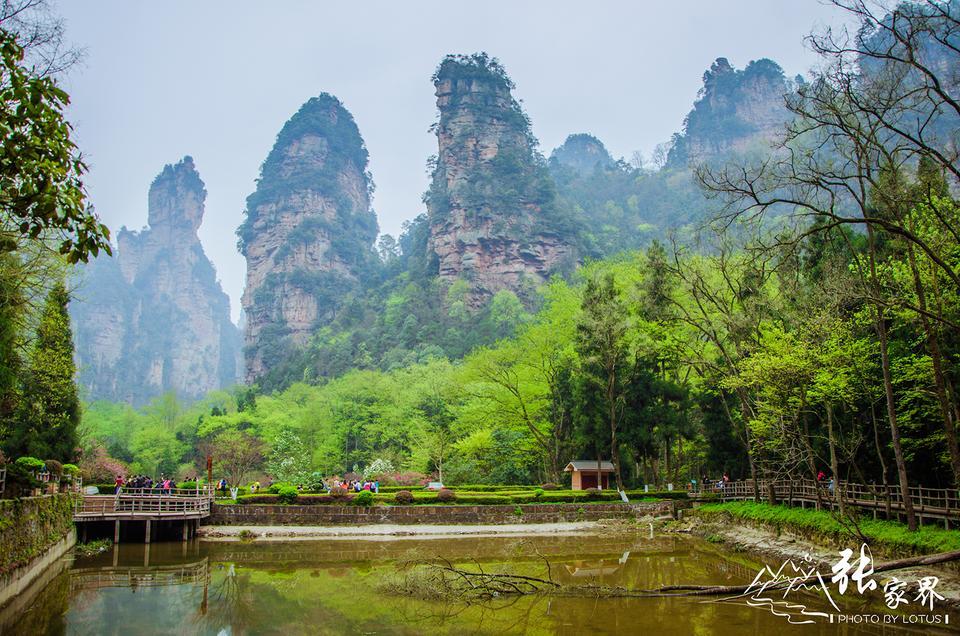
[74, 487, 214, 519]
[693, 479, 960, 520]
[0, 467, 5, 497]
[70, 560, 209, 592]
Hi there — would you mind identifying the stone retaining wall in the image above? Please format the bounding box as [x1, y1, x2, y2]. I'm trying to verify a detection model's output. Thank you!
[206, 501, 674, 525]
[0, 495, 76, 609]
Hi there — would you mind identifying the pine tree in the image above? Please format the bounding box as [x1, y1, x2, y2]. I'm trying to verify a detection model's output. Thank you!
[13, 282, 79, 461]
[0, 254, 24, 453]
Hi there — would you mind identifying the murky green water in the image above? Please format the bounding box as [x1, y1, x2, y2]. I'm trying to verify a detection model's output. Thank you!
[4, 532, 956, 635]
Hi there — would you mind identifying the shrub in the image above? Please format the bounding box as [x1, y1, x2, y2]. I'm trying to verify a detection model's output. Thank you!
[541, 483, 559, 490]
[437, 488, 457, 503]
[354, 490, 374, 507]
[62, 464, 80, 475]
[177, 481, 199, 490]
[5, 461, 39, 493]
[455, 484, 540, 492]
[277, 485, 298, 504]
[626, 490, 689, 500]
[238, 529, 256, 541]
[584, 488, 603, 499]
[267, 482, 293, 494]
[236, 494, 280, 504]
[307, 472, 326, 491]
[15, 457, 45, 471]
[394, 490, 414, 505]
[379, 471, 429, 487]
[362, 458, 395, 480]
[453, 494, 512, 505]
[329, 486, 348, 499]
[44, 459, 63, 475]
[534, 488, 545, 499]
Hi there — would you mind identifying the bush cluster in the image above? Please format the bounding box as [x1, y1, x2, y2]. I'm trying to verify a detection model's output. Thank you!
[277, 485, 298, 504]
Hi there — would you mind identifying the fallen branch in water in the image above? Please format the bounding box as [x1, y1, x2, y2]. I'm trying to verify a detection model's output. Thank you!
[383, 549, 960, 601]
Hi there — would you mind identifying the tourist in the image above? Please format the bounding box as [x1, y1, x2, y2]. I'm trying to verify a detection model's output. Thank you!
[373, 480, 379, 494]
[828, 477, 835, 493]
[817, 470, 825, 482]
[115, 474, 124, 494]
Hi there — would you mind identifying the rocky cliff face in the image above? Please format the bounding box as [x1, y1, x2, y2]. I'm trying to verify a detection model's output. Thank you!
[425, 54, 576, 305]
[667, 58, 794, 167]
[238, 94, 378, 382]
[71, 157, 242, 404]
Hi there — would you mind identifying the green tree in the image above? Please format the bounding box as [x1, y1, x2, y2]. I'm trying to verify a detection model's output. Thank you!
[8, 281, 78, 461]
[0, 30, 110, 263]
[266, 428, 311, 484]
[213, 430, 265, 487]
[575, 272, 630, 490]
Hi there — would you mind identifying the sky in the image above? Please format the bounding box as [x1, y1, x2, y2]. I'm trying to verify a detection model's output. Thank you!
[58, 1, 852, 323]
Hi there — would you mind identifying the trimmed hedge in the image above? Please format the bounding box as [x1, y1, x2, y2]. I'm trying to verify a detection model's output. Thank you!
[229, 488, 682, 507]
[235, 493, 360, 506]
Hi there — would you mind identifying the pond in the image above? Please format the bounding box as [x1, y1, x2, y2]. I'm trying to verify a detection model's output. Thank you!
[4, 532, 955, 634]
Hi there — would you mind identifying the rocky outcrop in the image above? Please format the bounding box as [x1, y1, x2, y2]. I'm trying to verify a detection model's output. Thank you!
[425, 54, 577, 305]
[549, 134, 614, 174]
[238, 94, 378, 382]
[71, 157, 242, 404]
[667, 58, 795, 168]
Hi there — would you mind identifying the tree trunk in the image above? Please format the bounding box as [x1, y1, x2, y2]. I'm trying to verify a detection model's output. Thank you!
[869, 402, 892, 517]
[906, 241, 960, 486]
[800, 402, 823, 507]
[867, 224, 917, 530]
[826, 402, 846, 517]
[608, 373, 623, 491]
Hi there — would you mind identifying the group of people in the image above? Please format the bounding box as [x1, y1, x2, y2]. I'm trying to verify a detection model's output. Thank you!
[114, 474, 176, 495]
[691, 473, 730, 491]
[327, 479, 379, 493]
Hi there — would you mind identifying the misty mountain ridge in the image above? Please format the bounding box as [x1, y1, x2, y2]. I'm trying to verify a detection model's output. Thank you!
[71, 53, 795, 401]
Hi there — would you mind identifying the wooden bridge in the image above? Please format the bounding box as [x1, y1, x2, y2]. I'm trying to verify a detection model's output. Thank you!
[74, 487, 214, 543]
[70, 559, 209, 593]
[691, 479, 960, 527]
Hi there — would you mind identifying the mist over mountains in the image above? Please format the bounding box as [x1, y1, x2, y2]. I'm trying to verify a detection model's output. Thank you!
[71, 54, 794, 403]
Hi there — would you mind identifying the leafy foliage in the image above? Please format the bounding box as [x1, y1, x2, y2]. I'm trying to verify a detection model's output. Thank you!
[0, 31, 110, 263]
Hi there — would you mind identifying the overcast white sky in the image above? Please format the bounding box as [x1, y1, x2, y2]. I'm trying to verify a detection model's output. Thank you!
[59, 1, 850, 322]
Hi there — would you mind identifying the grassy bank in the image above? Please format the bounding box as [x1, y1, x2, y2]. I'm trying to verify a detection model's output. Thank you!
[695, 502, 960, 556]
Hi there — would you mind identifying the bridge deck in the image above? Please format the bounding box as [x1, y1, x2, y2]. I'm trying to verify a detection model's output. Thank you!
[74, 488, 214, 522]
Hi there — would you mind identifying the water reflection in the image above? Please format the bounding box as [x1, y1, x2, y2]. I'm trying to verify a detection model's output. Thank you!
[6, 533, 956, 635]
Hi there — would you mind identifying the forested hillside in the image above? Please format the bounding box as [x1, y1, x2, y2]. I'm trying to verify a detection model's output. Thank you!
[75, 1, 960, 534]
